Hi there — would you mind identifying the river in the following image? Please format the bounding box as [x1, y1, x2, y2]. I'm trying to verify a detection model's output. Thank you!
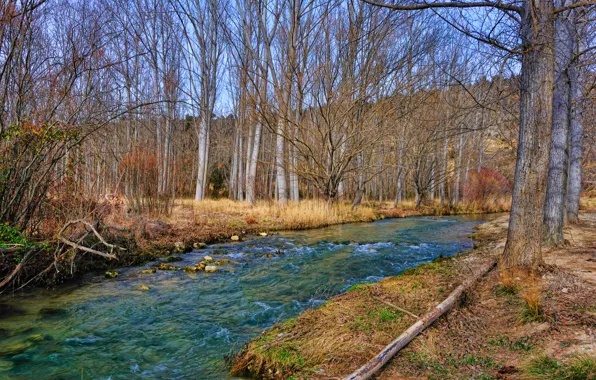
[0, 214, 497, 379]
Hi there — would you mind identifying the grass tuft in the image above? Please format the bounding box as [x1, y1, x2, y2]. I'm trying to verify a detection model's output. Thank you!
[524, 354, 596, 379]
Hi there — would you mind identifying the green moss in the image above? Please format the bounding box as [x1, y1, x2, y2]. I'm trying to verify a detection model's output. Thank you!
[346, 282, 373, 292]
[370, 307, 404, 323]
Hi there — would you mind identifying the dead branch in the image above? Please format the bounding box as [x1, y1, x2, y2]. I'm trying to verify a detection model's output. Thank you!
[344, 259, 497, 380]
[372, 296, 419, 319]
[57, 219, 124, 260]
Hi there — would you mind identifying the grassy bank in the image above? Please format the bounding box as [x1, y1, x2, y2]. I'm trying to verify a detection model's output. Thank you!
[230, 214, 596, 379]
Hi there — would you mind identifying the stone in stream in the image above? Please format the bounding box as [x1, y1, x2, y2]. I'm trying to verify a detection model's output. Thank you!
[259, 232, 268, 237]
[263, 253, 275, 258]
[184, 266, 199, 273]
[213, 259, 230, 265]
[139, 285, 150, 291]
[202, 256, 213, 262]
[204, 265, 218, 273]
[105, 271, 118, 279]
[193, 242, 207, 249]
[140, 268, 157, 274]
[173, 241, 185, 253]
[231, 235, 240, 241]
[165, 255, 183, 262]
[156, 263, 180, 271]
[196, 262, 206, 271]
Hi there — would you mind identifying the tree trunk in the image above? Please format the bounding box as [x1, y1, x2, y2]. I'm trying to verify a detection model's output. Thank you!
[195, 118, 209, 201]
[503, 0, 555, 270]
[543, 0, 573, 246]
[275, 118, 288, 206]
[247, 119, 262, 205]
[566, 10, 585, 225]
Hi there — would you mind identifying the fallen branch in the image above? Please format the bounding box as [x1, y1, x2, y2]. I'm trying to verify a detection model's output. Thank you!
[344, 259, 497, 380]
[372, 297, 419, 319]
[57, 237, 117, 260]
[57, 219, 124, 260]
[0, 248, 34, 290]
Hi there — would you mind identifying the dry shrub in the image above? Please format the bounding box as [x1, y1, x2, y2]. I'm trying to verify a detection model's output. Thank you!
[245, 215, 257, 224]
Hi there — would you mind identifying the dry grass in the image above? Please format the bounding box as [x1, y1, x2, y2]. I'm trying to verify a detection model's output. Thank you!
[177, 198, 380, 230]
[230, 214, 596, 380]
[230, 255, 490, 379]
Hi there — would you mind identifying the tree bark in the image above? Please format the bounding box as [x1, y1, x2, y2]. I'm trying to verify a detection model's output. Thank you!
[543, 0, 573, 246]
[503, 0, 555, 270]
[566, 9, 585, 225]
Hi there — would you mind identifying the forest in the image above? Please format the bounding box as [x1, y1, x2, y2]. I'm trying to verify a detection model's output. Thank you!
[1, 0, 596, 379]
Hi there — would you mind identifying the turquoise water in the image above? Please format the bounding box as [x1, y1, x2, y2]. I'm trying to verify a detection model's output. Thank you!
[0, 214, 496, 379]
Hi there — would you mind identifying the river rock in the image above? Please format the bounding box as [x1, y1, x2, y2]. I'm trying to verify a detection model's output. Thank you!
[157, 263, 180, 271]
[214, 259, 230, 265]
[184, 266, 199, 273]
[193, 242, 207, 249]
[202, 256, 213, 262]
[204, 265, 218, 273]
[0, 360, 14, 371]
[263, 253, 275, 258]
[259, 232, 268, 237]
[173, 241, 185, 253]
[105, 271, 118, 279]
[196, 262, 206, 271]
[139, 285, 150, 291]
[140, 268, 157, 274]
[231, 235, 240, 241]
[165, 255, 183, 262]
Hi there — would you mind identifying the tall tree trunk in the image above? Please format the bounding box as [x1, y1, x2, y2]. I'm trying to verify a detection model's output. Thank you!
[566, 10, 586, 225]
[230, 127, 239, 199]
[503, 0, 555, 270]
[247, 119, 262, 205]
[275, 118, 288, 205]
[543, 0, 574, 246]
[195, 118, 209, 201]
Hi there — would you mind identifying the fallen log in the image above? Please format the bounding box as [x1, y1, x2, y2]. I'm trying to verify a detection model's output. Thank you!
[344, 259, 497, 380]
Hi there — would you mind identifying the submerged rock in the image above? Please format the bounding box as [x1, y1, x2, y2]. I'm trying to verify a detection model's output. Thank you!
[214, 259, 230, 266]
[263, 253, 275, 258]
[202, 256, 213, 262]
[140, 268, 157, 274]
[165, 255, 183, 262]
[105, 271, 118, 279]
[204, 265, 218, 273]
[184, 266, 199, 273]
[139, 285, 150, 291]
[156, 263, 180, 271]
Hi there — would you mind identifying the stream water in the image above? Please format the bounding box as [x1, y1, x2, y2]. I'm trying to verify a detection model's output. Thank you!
[0, 214, 498, 379]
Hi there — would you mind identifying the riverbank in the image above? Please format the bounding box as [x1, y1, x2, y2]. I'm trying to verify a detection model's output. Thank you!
[115, 197, 511, 253]
[0, 198, 511, 291]
[230, 214, 596, 379]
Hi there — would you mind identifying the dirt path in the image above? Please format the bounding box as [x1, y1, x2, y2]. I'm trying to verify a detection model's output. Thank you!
[543, 214, 596, 285]
[378, 213, 596, 379]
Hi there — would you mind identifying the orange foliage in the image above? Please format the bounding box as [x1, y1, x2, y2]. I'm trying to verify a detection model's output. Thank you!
[464, 168, 511, 202]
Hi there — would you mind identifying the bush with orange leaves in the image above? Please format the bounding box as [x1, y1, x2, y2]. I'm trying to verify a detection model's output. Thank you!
[464, 168, 511, 203]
